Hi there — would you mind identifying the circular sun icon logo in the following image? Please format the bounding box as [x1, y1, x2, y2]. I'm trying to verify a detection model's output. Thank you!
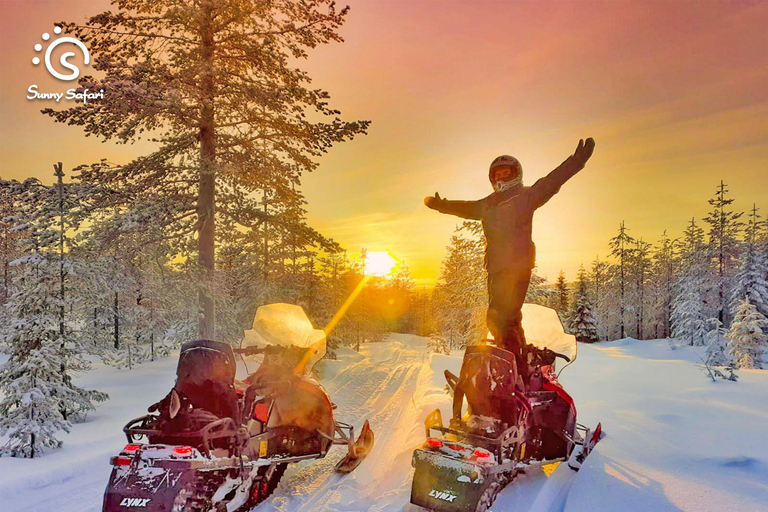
[33, 26, 90, 81]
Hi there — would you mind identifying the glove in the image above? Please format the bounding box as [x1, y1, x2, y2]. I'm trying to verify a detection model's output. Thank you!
[424, 192, 442, 209]
[572, 137, 596, 167]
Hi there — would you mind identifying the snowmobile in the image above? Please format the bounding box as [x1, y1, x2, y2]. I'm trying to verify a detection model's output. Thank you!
[410, 304, 603, 512]
[102, 304, 374, 512]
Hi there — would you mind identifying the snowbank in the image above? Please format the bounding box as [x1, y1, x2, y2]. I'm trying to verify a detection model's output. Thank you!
[1, 337, 767, 512]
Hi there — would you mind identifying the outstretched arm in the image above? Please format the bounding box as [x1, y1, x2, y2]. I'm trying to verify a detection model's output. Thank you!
[529, 138, 596, 209]
[424, 192, 484, 220]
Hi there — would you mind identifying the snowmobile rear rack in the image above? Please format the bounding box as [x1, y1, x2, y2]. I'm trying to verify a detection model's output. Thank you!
[123, 415, 242, 456]
[423, 409, 525, 462]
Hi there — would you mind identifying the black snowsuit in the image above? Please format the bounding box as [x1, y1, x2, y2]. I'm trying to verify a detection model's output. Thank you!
[426, 153, 587, 368]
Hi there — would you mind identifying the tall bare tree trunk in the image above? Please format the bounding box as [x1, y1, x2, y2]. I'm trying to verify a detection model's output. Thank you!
[198, 0, 216, 339]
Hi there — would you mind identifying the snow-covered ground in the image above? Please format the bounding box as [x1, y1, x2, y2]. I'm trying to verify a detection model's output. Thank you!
[1, 336, 767, 512]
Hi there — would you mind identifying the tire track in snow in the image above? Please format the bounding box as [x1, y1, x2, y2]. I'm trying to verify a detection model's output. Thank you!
[260, 337, 429, 512]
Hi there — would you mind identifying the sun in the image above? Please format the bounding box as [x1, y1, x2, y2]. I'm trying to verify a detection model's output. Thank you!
[365, 251, 397, 277]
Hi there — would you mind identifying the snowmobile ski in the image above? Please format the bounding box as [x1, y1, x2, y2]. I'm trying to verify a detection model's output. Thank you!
[335, 419, 375, 473]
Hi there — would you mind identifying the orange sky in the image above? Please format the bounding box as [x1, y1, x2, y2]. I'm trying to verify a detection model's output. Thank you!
[1, 0, 767, 286]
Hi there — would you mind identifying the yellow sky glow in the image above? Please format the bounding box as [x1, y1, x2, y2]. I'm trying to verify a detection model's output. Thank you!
[1, 1, 767, 286]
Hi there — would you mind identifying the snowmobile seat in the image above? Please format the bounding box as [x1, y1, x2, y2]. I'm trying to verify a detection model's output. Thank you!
[175, 340, 241, 424]
[453, 344, 525, 425]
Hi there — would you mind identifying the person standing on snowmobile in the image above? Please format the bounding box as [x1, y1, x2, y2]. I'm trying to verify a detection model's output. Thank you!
[423, 138, 596, 376]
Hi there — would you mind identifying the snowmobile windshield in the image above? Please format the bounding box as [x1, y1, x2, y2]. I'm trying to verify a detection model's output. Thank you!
[242, 303, 327, 372]
[486, 304, 577, 371]
[521, 304, 577, 368]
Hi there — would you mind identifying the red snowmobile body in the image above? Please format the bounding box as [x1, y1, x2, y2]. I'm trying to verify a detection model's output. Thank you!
[102, 336, 372, 512]
[410, 305, 602, 512]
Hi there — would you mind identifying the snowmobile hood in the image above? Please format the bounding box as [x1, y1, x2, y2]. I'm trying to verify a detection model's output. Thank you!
[243, 303, 327, 371]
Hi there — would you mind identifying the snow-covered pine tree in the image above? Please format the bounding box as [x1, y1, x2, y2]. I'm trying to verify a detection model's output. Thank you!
[730, 204, 768, 320]
[0, 180, 23, 310]
[569, 265, 599, 343]
[553, 271, 569, 322]
[0, 251, 72, 457]
[590, 256, 610, 340]
[524, 269, 550, 305]
[631, 238, 652, 339]
[431, 222, 487, 351]
[609, 221, 636, 338]
[50, 1, 368, 338]
[0, 179, 107, 456]
[704, 318, 730, 367]
[727, 296, 767, 369]
[385, 262, 416, 333]
[650, 231, 677, 339]
[671, 219, 708, 346]
[703, 181, 744, 327]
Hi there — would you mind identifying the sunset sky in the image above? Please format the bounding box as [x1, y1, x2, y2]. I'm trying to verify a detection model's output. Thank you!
[1, 0, 767, 286]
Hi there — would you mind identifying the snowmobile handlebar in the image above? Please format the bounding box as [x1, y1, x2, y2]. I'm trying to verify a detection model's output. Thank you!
[527, 345, 570, 366]
[233, 346, 268, 356]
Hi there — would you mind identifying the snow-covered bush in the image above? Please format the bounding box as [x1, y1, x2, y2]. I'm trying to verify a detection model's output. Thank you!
[727, 296, 767, 369]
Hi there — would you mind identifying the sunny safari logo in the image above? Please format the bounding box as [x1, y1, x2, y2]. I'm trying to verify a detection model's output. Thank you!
[27, 25, 104, 104]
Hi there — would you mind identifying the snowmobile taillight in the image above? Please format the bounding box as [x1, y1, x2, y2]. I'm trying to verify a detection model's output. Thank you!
[446, 443, 465, 452]
[111, 456, 133, 466]
[472, 449, 490, 458]
[254, 402, 270, 422]
[173, 446, 194, 455]
[426, 438, 443, 448]
[123, 444, 141, 453]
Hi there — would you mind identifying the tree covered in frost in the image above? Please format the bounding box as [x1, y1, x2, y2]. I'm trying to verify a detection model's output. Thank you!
[46, 0, 369, 338]
[650, 231, 677, 339]
[631, 238, 652, 339]
[431, 222, 487, 352]
[590, 256, 610, 340]
[671, 219, 708, 345]
[729, 204, 768, 320]
[609, 221, 635, 338]
[727, 297, 767, 369]
[569, 265, 599, 343]
[703, 181, 744, 326]
[553, 270, 569, 321]
[524, 269, 551, 306]
[0, 179, 107, 457]
[704, 318, 730, 367]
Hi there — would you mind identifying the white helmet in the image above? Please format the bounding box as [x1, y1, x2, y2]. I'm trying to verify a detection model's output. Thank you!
[489, 155, 523, 192]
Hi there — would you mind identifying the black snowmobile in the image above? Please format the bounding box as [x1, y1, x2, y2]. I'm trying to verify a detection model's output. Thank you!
[102, 304, 373, 512]
[410, 304, 602, 512]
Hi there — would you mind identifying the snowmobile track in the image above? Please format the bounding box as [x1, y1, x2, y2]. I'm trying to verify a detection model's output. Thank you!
[260, 339, 429, 512]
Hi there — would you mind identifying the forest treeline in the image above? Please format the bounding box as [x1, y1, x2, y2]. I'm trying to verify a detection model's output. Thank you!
[428, 181, 768, 371]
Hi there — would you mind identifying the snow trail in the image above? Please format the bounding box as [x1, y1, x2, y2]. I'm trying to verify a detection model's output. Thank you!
[265, 335, 430, 512]
[2, 335, 767, 512]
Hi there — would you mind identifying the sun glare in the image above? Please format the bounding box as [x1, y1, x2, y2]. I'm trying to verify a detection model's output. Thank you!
[366, 251, 397, 277]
